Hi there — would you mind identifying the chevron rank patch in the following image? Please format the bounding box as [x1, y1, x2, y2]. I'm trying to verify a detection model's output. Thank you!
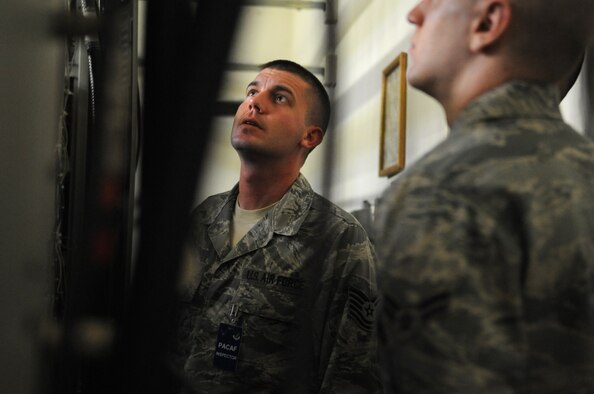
[348, 287, 378, 332]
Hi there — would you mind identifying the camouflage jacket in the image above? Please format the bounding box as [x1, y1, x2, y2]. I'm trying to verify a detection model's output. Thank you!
[174, 174, 381, 393]
[375, 81, 594, 393]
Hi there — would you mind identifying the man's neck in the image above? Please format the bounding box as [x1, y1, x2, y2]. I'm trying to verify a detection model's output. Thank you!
[442, 59, 513, 125]
[237, 163, 300, 210]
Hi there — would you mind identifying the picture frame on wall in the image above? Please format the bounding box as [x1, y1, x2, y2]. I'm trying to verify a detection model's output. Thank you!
[379, 52, 407, 177]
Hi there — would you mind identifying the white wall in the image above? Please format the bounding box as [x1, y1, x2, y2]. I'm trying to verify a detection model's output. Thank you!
[330, 0, 447, 211]
[560, 64, 587, 133]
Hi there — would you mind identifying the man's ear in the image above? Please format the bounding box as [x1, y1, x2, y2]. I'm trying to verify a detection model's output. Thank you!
[469, 0, 511, 52]
[300, 126, 324, 150]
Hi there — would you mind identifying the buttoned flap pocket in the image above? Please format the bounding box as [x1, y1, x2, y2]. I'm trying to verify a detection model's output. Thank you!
[235, 280, 305, 370]
[238, 269, 305, 322]
[237, 280, 302, 324]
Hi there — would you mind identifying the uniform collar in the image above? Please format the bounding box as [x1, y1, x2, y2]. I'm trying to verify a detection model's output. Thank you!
[451, 80, 563, 135]
[268, 173, 314, 236]
[205, 173, 314, 261]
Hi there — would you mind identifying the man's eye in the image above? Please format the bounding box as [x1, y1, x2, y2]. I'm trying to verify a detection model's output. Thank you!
[275, 95, 287, 103]
[247, 89, 257, 97]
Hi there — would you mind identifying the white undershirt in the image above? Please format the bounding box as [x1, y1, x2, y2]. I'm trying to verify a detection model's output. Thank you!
[231, 199, 278, 246]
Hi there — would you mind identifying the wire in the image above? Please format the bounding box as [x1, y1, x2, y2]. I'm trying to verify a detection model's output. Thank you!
[53, 42, 75, 317]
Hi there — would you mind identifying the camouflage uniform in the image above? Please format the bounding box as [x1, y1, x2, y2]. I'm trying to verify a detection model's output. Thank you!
[375, 81, 594, 393]
[174, 174, 381, 393]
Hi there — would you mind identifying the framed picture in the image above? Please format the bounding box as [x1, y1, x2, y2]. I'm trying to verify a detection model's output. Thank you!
[379, 52, 407, 177]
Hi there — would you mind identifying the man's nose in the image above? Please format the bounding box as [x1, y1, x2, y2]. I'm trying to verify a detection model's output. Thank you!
[407, 1, 425, 25]
[248, 95, 264, 113]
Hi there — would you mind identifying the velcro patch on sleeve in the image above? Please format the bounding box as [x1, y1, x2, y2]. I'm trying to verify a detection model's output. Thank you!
[348, 287, 378, 332]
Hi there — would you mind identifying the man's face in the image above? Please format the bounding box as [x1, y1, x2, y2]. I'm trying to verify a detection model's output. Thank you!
[231, 68, 313, 161]
[406, 0, 474, 98]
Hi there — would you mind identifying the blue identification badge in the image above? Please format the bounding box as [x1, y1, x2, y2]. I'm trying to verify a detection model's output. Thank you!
[213, 322, 242, 371]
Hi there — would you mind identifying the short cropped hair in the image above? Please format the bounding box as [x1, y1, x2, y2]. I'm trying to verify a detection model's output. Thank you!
[259, 59, 331, 132]
[508, 0, 594, 81]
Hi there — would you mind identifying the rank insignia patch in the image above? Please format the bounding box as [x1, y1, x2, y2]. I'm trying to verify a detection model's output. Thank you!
[348, 287, 378, 332]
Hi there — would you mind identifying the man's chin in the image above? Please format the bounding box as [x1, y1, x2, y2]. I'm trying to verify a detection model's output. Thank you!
[234, 144, 284, 162]
[232, 142, 266, 155]
[231, 139, 256, 152]
[407, 72, 434, 98]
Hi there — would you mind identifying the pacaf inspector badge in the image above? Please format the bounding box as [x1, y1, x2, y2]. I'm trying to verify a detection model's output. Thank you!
[213, 322, 242, 371]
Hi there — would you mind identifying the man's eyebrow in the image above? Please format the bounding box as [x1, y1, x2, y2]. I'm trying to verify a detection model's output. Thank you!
[270, 85, 295, 99]
[246, 80, 259, 90]
[245, 81, 296, 100]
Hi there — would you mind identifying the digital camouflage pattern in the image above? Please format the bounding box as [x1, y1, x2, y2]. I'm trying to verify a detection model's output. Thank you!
[173, 174, 381, 393]
[375, 81, 594, 393]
